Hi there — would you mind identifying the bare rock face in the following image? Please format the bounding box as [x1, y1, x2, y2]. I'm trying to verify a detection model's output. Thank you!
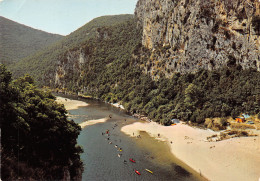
[55, 48, 87, 88]
[135, 0, 260, 78]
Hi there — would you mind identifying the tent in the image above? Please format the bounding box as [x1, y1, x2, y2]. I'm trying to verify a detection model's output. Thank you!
[171, 119, 180, 124]
[235, 118, 243, 123]
[242, 114, 250, 119]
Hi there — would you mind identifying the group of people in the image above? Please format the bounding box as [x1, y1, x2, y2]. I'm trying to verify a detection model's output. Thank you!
[102, 121, 135, 165]
[101, 118, 154, 176]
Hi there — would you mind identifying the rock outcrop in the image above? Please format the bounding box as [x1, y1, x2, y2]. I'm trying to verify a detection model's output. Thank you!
[135, 0, 260, 79]
[55, 48, 87, 88]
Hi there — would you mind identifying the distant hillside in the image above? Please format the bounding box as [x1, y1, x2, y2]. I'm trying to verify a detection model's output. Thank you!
[0, 16, 63, 64]
[9, 14, 134, 81]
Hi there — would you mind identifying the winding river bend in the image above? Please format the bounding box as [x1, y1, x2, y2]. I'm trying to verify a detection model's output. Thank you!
[58, 95, 205, 181]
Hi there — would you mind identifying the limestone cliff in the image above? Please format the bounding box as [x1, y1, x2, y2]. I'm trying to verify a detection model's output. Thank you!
[135, 0, 260, 79]
[55, 48, 87, 88]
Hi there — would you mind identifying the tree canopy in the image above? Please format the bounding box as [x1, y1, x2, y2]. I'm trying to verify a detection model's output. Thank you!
[0, 64, 83, 180]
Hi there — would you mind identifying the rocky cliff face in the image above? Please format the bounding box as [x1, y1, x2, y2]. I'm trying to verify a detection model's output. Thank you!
[55, 48, 87, 88]
[54, 28, 111, 89]
[135, 0, 260, 79]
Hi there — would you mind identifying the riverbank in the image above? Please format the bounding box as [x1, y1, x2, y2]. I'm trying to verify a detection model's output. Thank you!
[79, 118, 108, 128]
[56, 96, 109, 128]
[121, 121, 260, 181]
[56, 96, 89, 110]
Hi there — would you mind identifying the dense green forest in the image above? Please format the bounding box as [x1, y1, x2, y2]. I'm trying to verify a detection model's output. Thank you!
[7, 15, 260, 126]
[0, 16, 63, 65]
[9, 14, 134, 81]
[49, 18, 260, 125]
[0, 64, 83, 180]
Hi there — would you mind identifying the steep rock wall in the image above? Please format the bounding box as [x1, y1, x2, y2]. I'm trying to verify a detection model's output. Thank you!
[55, 48, 87, 88]
[135, 0, 260, 78]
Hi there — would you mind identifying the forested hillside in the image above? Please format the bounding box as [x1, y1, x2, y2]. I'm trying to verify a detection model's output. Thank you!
[9, 14, 134, 81]
[0, 65, 83, 180]
[8, 14, 260, 126]
[0, 16, 63, 65]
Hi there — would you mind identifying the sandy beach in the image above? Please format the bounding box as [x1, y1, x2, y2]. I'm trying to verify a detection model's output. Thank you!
[56, 96, 89, 110]
[56, 95, 260, 180]
[56, 96, 108, 128]
[79, 118, 108, 128]
[121, 121, 260, 181]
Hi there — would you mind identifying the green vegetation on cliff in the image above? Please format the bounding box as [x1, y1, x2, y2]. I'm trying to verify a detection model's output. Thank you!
[8, 15, 260, 126]
[0, 16, 63, 65]
[46, 17, 259, 125]
[9, 14, 134, 81]
[0, 64, 83, 180]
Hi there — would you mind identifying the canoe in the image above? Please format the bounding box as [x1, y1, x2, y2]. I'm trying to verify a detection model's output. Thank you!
[129, 158, 136, 163]
[135, 170, 141, 175]
[145, 169, 153, 174]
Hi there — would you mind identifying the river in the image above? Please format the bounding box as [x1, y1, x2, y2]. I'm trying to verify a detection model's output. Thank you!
[58, 95, 205, 181]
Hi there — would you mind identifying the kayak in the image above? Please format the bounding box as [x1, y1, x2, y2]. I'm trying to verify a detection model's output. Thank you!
[129, 158, 136, 163]
[145, 169, 153, 174]
[135, 170, 141, 175]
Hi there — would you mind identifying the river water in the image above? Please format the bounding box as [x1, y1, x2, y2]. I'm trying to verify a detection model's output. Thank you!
[59, 95, 205, 181]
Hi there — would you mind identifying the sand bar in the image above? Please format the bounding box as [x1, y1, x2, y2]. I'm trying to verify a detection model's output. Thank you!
[79, 118, 108, 128]
[56, 96, 89, 110]
[121, 121, 260, 181]
[56, 96, 108, 128]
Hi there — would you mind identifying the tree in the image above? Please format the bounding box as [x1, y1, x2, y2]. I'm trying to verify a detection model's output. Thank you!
[0, 65, 83, 180]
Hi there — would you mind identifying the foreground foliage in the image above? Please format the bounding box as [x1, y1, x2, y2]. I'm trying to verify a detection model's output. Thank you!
[0, 64, 83, 180]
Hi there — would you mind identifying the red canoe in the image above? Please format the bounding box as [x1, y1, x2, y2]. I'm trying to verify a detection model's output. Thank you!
[129, 158, 136, 163]
[135, 170, 141, 175]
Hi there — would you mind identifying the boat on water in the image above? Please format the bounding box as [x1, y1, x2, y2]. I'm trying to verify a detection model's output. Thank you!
[118, 154, 121, 158]
[129, 158, 136, 163]
[115, 145, 118, 148]
[145, 169, 153, 174]
[135, 170, 141, 175]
